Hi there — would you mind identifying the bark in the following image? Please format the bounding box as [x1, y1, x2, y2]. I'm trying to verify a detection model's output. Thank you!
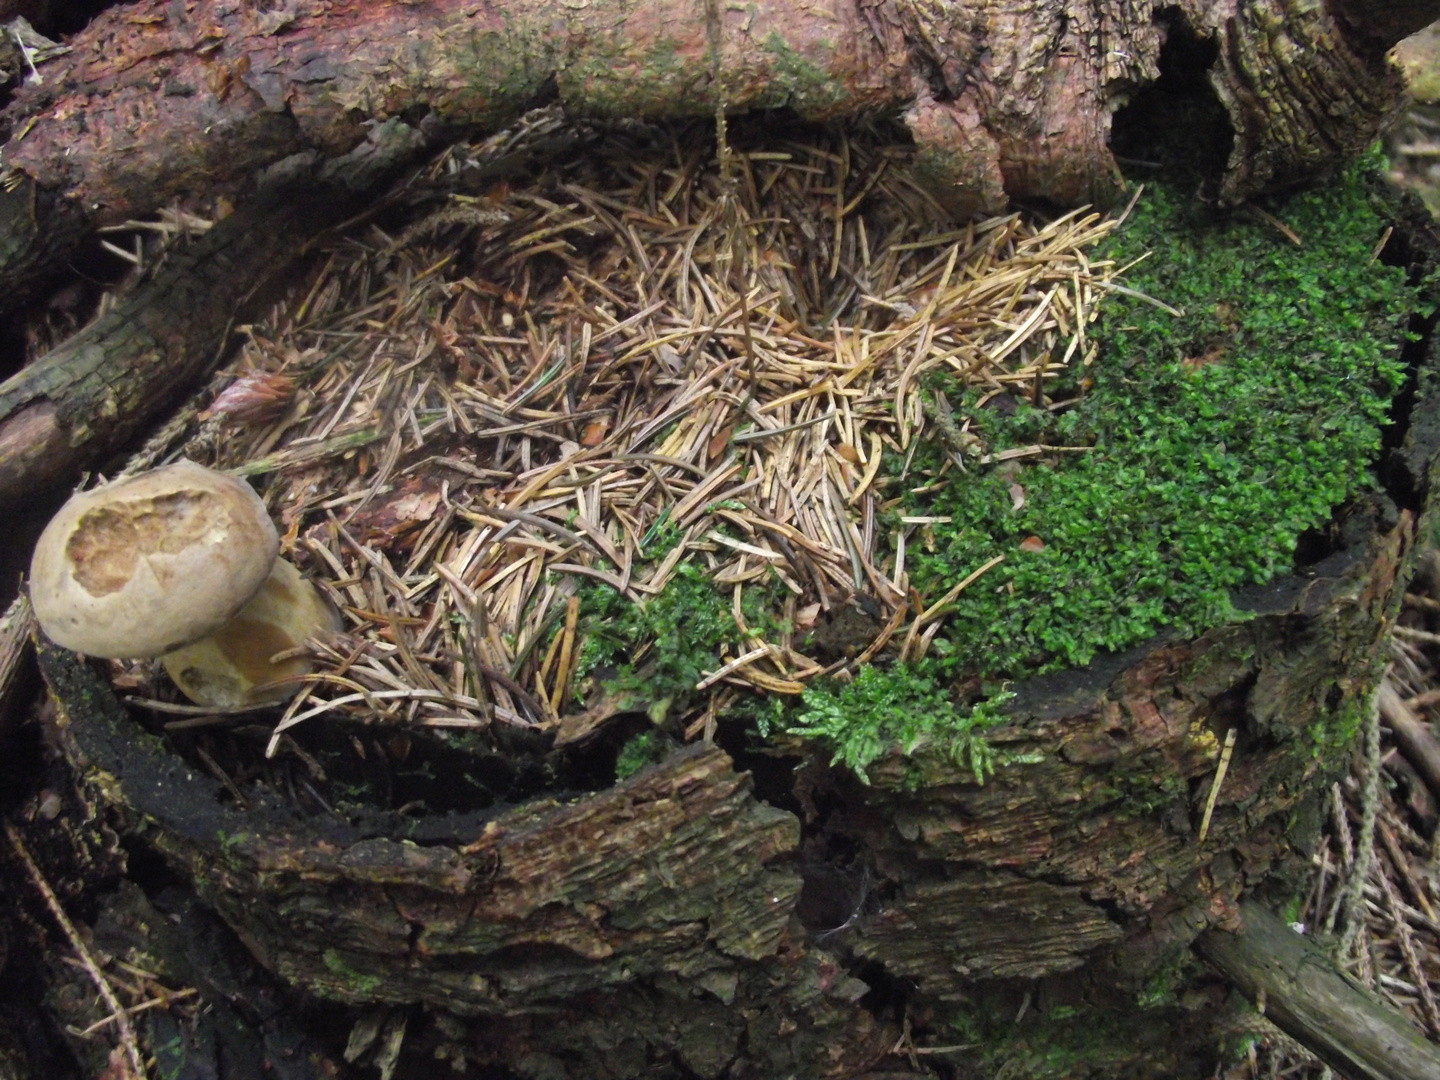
[34, 638, 896, 1078]
[0, 119, 427, 509]
[0, 0, 1428, 306]
[29, 475, 1426, 1078]
[1196, 900, 1440, 1080]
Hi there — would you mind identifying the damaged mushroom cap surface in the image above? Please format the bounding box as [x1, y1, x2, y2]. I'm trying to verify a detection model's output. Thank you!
[29, 460, 280, 658]
[30, 460, 343, 707]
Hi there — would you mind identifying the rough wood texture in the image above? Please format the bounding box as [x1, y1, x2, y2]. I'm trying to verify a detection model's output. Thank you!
[36, 638, 896, 1077]
[0, 0, 1427, 302]
[845, 509, 1410, 995]
[30, 492, 1424, 1078]
[0, 120, 426, 508]
[1197, 900, 1440, 1080]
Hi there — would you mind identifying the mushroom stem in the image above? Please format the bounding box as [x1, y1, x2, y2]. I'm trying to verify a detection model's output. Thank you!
[160, 557, 341, 707]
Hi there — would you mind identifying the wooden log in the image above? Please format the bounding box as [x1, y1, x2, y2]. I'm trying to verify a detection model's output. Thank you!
[0, 0, 1426, 304]
[1196, 900, 1440, 1080]
[0, 119, 427, 508]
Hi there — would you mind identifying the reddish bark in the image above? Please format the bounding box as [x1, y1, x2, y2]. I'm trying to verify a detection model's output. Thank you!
[0, 0, 1426, 302]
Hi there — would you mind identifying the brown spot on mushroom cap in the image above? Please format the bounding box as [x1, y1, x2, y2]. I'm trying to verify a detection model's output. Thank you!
[66, 491, 217, 597]
[28, 460, 279, 658]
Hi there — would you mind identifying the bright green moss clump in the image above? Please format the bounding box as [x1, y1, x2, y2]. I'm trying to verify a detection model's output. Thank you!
[774, 160, 1415, 778]
[900, 162, 1414, 680]
[779, 662, 1010, 783]
[577, 561, 783, 719]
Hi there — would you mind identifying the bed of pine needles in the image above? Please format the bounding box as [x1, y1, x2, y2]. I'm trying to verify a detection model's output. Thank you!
[120, 108, 1115, 755]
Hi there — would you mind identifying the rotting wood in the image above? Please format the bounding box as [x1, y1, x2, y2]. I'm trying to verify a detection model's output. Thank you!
[0, 120, 427, 508]
[34, 634, 898, 1076]
[6, 70, 1440, 1077]
[1196, 899, 1440, 1080]
[9, 116, 1437, 1076]
[29, 459, 1425, 1077]
[0, 0, 1427, 306]
[1379, 679, 1440, 806]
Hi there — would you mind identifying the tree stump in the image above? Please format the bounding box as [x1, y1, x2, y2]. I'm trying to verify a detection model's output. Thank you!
[4, 4, 1440, 1078]
[24, 176, 1440, 1071]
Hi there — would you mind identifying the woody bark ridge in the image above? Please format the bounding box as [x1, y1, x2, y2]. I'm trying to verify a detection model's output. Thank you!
[29, 474, 1419, 1077]
[0, 0, 1430, 302]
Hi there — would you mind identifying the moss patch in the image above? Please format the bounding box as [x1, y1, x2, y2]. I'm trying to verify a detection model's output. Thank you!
[775, 662, 1011, 783]
[783, 159, 1414, 774]
[573, 156, 1416, 779]
[577, 560, 785, 722]
[898, 159, 1411, 680]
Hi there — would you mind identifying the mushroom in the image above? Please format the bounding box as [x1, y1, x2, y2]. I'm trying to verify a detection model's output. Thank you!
[28, 460, 341, 707]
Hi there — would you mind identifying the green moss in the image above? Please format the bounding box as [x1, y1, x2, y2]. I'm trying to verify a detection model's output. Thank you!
[1309, 691, 1374, 754]
[615, 730, 668, 779]
[321, 949, 383, 997]
[576, 560, 785, 721]
[757, 32, 848, 115]
[557, 38, 700, 118]
[898, 157, 1413, 683]
[447, 24, 553, 127]
[570, 156, 1415, 783]
[1135, 949, 1205, 1010]
[783, 662, 1010, 784]
[1100, 763, 1191, 820]
[944, 997, 1154, 1078]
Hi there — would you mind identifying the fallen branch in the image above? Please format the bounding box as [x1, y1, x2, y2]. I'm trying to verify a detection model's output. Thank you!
[0, 119, 427, 507]
[1195, 899, 1440, 1080]
[1378, 679, 1440, 806]
[0, 0, 1423, 303]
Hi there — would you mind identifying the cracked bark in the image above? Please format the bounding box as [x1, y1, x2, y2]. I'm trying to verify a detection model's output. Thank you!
[0, 0, 1429, 305]
[30, 402, 1440, 1076]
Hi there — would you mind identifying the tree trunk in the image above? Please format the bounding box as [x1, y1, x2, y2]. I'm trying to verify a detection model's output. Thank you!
[0, 0, 1428, 308]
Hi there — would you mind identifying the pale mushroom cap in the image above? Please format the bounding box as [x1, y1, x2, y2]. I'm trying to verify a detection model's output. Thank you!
[28, 460, 280, 658]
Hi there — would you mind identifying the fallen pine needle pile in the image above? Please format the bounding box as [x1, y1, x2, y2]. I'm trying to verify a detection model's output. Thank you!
[132, 110, 1118, 749]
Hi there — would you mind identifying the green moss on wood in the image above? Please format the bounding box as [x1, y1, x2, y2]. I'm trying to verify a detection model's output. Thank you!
[756, 32, 848, 115]
[900, 157, 1411, 682]
[779, 663, 1010, 784]
[571, 155, 1416, 781]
